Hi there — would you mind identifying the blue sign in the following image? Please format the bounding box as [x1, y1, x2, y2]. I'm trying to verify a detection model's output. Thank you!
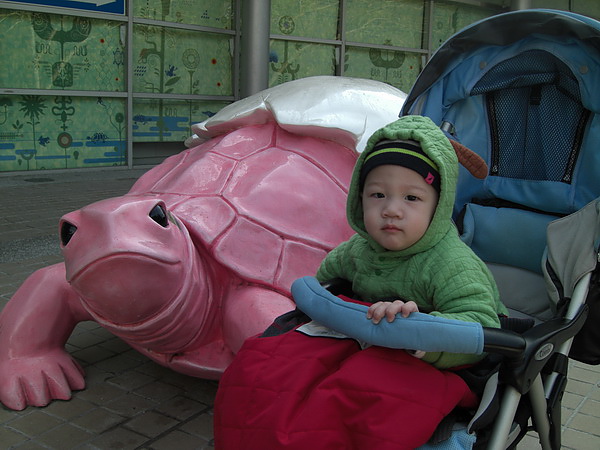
[2, 0, 126, 15]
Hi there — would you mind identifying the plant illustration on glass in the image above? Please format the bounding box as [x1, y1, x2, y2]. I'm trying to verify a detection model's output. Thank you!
[271, 16, 300, 84]
[182, 48, 201, 128]
[31, 13, 92, 88]
[18, 95, 46, 169]
[52, 96, 75, 133]
[111, 111, 126, 141]
[0, 98, 13, 125]
[108, 110, 126, 165]
[51, 96, 76, 167]
[135, 0, 183, 140]
[369, 40, 405, 83]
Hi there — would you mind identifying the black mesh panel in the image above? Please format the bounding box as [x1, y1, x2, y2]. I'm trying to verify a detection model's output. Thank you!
[471, 50, 590, 183]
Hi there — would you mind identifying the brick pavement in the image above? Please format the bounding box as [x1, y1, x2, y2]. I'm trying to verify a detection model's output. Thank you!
[0, 168, 599, 449]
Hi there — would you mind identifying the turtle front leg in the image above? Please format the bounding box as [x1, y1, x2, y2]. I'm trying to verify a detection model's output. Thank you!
[0, 263, 92, 410]
[223, 285, 296, 353]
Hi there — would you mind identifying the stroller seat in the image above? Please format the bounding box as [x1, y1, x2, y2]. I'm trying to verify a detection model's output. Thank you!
[291, 196, 596, 450]
[400, 8, 600, 449]
[296, 9, 600, 450]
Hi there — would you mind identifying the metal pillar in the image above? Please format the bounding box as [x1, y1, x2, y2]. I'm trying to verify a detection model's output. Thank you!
[240, 0, 271, 98]
[512, 0, 534, 10]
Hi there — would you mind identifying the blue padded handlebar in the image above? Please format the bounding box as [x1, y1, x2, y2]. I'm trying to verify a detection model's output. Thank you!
[291, 276, 485, 355]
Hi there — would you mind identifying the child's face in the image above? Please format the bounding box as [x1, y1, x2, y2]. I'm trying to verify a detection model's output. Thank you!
[361, 164, 439, 251]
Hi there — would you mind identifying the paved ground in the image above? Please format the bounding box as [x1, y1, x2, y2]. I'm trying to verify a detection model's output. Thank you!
[0, 167, 599, 449]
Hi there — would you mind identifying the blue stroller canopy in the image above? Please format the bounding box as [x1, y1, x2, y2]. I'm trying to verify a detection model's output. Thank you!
[401, 11, 600, 272]
[400, 8, 600, 278]
[403, 9, 600, 117]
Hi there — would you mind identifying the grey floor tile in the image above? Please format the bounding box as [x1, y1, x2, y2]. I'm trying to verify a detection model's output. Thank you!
[123, 410, 179, 438]
[70, 407, 127, 434]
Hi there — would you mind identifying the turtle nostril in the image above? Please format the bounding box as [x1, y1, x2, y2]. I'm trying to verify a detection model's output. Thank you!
[60, 222, 78, 246]
[149, 203, 169, 228]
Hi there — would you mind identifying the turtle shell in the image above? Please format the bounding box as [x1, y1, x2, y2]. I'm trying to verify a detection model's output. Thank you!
[128, 122, 357, 293]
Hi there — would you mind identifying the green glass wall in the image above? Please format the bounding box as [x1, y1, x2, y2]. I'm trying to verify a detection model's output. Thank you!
[0, 94, 126, 170]
[131, 0, 234, 28]
[0, 11, 125, 91]
[0, 0, 236, 172]
[268, 0, 504, 93]
[2, 0, 600, 173]
[0, 9, 128, 170]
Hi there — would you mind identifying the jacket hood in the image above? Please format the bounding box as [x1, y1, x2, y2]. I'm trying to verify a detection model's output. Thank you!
[347, 115, 458, 257]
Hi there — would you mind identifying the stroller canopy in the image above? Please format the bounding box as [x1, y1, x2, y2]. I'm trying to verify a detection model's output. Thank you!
[401, 9, 600, 219]
[400, 9, 600, 311]
[403, 9, 600, 116]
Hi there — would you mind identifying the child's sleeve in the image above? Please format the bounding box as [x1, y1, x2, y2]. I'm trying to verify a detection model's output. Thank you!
[421, 252, 503, 369]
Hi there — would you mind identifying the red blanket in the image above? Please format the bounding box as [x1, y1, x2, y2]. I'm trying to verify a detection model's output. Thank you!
[214, 327, 477, 449]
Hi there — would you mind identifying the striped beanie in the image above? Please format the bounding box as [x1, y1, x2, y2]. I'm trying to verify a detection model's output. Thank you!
[360, 139, 441, 193]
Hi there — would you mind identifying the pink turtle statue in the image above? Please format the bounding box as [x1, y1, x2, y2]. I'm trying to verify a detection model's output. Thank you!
[0, 76, 406, 410]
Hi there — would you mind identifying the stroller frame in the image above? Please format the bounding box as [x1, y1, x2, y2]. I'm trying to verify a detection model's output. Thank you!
[483, 273, 590, 449]
[291, 9, 600, 450]
[400, 8, 600, 450]
[292, 256, 590, 449]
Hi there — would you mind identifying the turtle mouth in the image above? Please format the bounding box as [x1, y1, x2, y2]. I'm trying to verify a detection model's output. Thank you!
[69, 252, 185, 325]
[71, 245, 214, 354]
[67, 251, 180, 282]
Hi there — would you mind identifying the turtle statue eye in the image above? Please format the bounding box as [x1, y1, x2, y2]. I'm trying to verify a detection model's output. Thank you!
[60, 222, 78, 246]
[149, 204, 169, 228]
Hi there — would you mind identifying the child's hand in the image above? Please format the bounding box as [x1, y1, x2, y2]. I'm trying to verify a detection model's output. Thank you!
[407, 349, 426, 359]
[366, 300, 419, 324]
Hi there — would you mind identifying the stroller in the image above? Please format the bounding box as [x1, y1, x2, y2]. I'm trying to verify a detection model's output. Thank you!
[293, 8, 600, 450]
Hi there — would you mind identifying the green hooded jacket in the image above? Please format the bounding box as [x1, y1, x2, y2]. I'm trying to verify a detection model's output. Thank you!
[316, 115, 507, 368]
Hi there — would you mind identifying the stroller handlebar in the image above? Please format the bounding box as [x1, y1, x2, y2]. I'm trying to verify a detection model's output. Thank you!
[291, 277, 486, 355]
[291, 276, 588, 387]
[482, 327, 526, 357]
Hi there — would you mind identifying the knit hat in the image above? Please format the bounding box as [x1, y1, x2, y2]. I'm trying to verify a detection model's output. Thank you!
[359, 139, 441, 193]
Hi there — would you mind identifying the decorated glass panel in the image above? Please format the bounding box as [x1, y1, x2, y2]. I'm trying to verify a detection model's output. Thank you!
[573, 0, 600, 18]
[132, 99, 231, 143]
[132, 0, 235, 29]
[0, 95, 126, 171]
[345, 0, 425, 49]
[431, 1, 498, 50]
[269, 41, 336, 87]
[343, 47, 421, 94]
[132, 24, 233, 96]
[0, 8, 125, 91]
[270, 0, 339, 40]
